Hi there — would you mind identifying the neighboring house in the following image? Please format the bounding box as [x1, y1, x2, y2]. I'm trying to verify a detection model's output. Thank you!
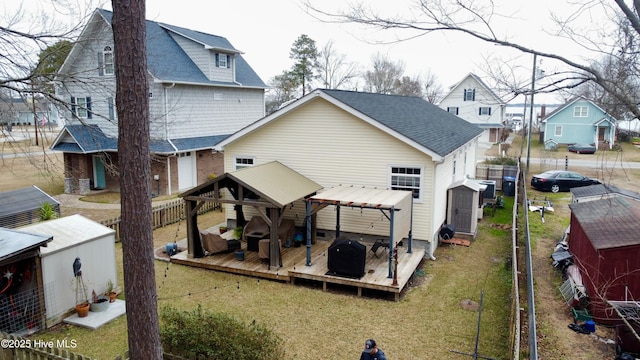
[438, 73, 505, 146]
[0, 96, 55, 127]
[51, 8, 267, 195]
[215, 89, 483, 257]
[571, 183, 640, 204]
[542, 97, 616, 149]
[568, 197, 640, 324]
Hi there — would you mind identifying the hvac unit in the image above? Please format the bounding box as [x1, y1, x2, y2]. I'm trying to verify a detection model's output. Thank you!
[478, 180, 496, 200]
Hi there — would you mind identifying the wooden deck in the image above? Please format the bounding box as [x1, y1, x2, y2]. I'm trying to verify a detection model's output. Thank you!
[169, 238, 425, 301]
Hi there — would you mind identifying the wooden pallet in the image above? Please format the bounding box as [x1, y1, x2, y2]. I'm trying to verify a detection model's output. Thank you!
[440, 238, 471, 247]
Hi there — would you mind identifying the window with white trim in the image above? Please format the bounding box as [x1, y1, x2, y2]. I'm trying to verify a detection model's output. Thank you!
[216, 53, 231, 68]
[390, 166, 422, 200]
[71, 96, 92, 119]
[573, 106, 588, 117]
[479, 107, 491, 115]
[103, 46, 114, 75]
[447, 107, 459, 115]
[464, 88, 476, 101]
[234, 157, 254, 170]
[555, 125, 562, 136]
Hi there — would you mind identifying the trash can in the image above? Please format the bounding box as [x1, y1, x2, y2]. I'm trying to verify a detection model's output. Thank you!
[503, 176, 516, 196]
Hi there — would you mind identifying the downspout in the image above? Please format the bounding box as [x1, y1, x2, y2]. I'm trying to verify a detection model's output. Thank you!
[428, 157, 446, 261]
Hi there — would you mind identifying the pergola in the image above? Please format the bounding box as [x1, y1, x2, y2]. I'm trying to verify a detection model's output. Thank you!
[180, 161, 322, 268]
[305, 186, 414, 279]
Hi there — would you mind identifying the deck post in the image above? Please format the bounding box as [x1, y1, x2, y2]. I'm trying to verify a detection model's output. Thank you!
[388, 207, 394, 278]
[408, 196, 413, 253]
[306, 200, 312, 266]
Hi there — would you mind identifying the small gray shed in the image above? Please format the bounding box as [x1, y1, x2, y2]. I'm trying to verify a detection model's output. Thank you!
[0, 186, 60, 228]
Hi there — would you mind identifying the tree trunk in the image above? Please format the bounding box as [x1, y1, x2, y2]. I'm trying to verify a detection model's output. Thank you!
[111, 0, 162, 358]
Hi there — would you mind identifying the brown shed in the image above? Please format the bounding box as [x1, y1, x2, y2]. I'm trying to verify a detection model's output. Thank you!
[569, 197, 640, 324]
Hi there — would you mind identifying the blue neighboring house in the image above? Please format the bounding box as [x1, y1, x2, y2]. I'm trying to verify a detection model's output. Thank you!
[542, 97, 617, 149]
[52, 9, 267, 195]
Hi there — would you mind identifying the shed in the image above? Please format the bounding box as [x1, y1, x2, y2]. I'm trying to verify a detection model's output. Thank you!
[0, 227, 52, 334]
[447, 179, 484, 237]
[19, 214, 118, 327]
[571, 184, 640, 203]
[0, 186, 60, 228]
[568, 197, 640, 324]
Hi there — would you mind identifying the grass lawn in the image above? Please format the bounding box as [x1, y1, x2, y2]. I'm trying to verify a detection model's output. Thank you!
[32, 205, 515, 360]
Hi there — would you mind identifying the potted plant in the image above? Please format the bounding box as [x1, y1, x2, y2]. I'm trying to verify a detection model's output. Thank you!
[218, 225, 228, 234]
[104, 279, 119, 303]
[233, 226, 244, 240]
[74, 274, 90, 317]
[90, 290, 110, 312]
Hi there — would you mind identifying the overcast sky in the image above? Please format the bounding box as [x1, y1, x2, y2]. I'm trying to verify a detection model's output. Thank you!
[11, 0, 614, 103]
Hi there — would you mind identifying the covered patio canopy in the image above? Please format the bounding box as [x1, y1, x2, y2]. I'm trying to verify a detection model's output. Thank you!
[305, 186, 414, 279]
[180, 161, 322, 268]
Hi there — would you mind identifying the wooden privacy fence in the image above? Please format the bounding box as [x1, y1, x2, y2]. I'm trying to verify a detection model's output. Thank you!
[475, 164, 518, 191]
[100, 194, 220, 241]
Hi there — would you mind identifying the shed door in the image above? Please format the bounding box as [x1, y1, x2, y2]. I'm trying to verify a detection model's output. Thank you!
[452, 188, 473, 233]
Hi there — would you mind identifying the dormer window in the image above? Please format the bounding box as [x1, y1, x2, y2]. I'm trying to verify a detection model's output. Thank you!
[215, 53, 231, 68]
[103, 46, 114, 75]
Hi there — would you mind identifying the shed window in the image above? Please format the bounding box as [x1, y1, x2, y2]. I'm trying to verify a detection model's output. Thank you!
[574, 106, 588, 117]
[235, 157, 254, 170]
[390, 166, 422, 201]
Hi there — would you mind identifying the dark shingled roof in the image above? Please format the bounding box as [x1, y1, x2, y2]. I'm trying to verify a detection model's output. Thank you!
[97, 9, 266, 88]
[571, 184, 640, 201]
[320, 89, 483, 157]
[569, 197, 640, 249]
[51, 124, 229, 154]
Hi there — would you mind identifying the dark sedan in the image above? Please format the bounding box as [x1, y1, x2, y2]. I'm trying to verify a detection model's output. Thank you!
[531, 170, 601, 193]
[568, 143, 596, 154]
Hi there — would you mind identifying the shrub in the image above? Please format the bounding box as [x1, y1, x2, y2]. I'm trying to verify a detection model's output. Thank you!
[160, 305, 287, 360]
[483, 156, 518, 166]
[38, 202, 57, 221]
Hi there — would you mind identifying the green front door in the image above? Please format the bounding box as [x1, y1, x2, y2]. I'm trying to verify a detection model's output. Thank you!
[93, 155, 106, 189]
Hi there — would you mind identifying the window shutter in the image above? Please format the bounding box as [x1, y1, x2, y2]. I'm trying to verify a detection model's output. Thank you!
[97, 53, 104, 76]
[108, 97, 114, 120]
[71, 96, 76, 115]
[478, 108, 482, 115]
[472, 89, 476, 101]
[86, 97, 92, 119]
[215, 53, 219, 67]
[226, 55, 231, 68]
[456, 108, 459, 115]
[463, 89, 467, 101]
[488, 108, 491, 115]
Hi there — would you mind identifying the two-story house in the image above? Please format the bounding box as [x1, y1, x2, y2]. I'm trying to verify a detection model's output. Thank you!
[542, 96, 616, 149]
[52, 8, 267, 195]
[438, 73, 505, 146]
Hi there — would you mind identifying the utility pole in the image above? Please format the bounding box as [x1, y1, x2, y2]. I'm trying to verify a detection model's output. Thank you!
[526, 54, 537, 173]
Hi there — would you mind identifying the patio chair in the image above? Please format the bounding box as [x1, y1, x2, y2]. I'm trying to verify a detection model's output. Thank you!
[200, 231, 240, 255]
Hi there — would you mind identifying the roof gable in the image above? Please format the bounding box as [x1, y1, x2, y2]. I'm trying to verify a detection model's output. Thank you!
[544, 96, 616, 123]
[217, 89, 482, 160]
[441, 73, 504, 104]
[76, 9, 266, 88]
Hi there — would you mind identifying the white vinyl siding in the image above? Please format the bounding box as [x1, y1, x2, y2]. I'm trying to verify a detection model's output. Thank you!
[224, 99, 439, 241]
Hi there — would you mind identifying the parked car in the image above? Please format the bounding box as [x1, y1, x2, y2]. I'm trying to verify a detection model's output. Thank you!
[568, 143, 596, 154]
[530, 170, 601, 193]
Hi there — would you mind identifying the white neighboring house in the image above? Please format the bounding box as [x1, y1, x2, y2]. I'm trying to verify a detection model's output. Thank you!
[438, 73, 505, 147]
[52, 8, 267, 195]
[215, 89, 483, 257]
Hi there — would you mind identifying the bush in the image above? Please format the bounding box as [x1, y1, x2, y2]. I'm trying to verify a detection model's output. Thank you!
[483, 156, 518, 166]
[160, 305, 287, 360]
